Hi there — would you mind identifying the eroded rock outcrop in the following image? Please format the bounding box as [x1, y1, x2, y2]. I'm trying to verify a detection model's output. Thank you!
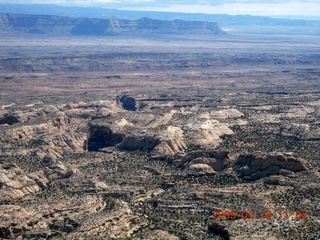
[188, 163, 216, 175]
[151, 126, 187, 159]
[39, 133, 87, 159]
[208, 108, 244, 119]
[88, 121, 187, 158]
[278, 123, 320, 140]
[86, 107, 238, 159]
[233, 152, 312, 180]
[170, 150, 233, 175]
[2, 124, 48, 140]
[183, 119, 234, 149]
[0, 195, 129, 239]
[0, 205, 35, 239]
[44, 160, 75, 180]
[0, 161, 48, 200]
[0, 159, 74, 200]
[67, 199, 145, 239]
[118, 133, 160, 151]
[174, 150, 233, 170]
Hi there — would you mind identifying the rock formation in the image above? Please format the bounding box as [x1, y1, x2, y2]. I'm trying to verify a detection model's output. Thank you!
[71, 17, 226, 36]
[233, 152, 312, 180]
[183, 119, 234, 148]
[187, 163, 216, 175]
[172, 150, 232, 170]
[278, 123, 320, 140]
[0, 159, 74, 200]
[0, 13, 225, 36]
[88, 120, 187, 159]
[150, 126, 187, 159]
[0, 161, 48, 200]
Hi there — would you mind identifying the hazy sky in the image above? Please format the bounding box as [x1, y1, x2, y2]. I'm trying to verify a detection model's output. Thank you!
[1, 0, 320, 17]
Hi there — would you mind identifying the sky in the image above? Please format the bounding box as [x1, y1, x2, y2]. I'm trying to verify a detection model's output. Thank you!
[1, 0, 320, 17]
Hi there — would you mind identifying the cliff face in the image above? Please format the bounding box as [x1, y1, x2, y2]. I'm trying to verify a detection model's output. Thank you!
[0, 14, 225, 36]
[0, 14, 79, 35]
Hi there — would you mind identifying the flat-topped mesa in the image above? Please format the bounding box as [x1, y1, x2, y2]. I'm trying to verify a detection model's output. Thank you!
[0, 13, 226, 36]
[70, 17, 226, 36]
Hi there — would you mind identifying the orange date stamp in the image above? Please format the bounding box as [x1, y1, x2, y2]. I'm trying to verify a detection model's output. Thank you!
[212, 209, 307, 220]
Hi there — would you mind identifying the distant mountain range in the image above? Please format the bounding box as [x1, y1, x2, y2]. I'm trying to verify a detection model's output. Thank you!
[0, 13, 225, 36]
[1, 3, 320, 28]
